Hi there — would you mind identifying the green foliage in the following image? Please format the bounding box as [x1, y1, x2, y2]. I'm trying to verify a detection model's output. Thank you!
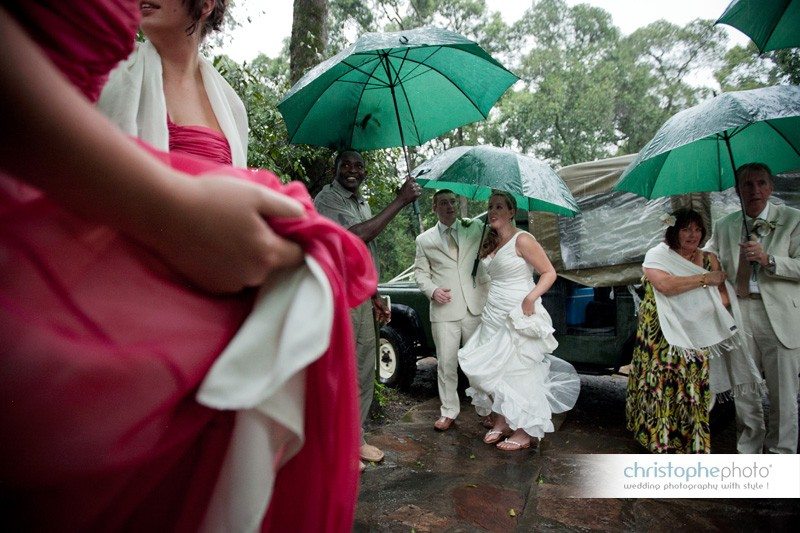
[503, 0, 621, 165]
[214, 54, 328, 188]
[614, 19, 724, 153]
[715, 45, 800, 91]
[371, 380, 392, 409]
[772, 49, 800, 85]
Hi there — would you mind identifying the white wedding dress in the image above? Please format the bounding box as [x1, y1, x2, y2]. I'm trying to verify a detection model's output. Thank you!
[459, 231, 580, 438]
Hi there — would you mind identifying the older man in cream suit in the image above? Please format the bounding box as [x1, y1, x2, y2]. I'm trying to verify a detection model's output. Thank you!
[705, 163, 800, 454]
[415, 189, 490, 431]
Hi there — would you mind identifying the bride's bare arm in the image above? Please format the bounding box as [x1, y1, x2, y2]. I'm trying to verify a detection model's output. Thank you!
[517, 233, 557, 315]
[0, 9, 303, 293]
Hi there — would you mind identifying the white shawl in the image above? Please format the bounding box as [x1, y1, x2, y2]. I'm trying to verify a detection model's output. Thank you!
[97, 40, 249, 167]
[196, 258, 333, 532]
[643, 242, 738, 355]
[643, 242, 762, 397]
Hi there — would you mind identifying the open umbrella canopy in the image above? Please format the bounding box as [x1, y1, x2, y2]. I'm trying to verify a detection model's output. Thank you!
[614, 85, 800, 199]
[277, 27, 518, 151]
[412, 145, 580, 217]
[716, 0, 800, 53]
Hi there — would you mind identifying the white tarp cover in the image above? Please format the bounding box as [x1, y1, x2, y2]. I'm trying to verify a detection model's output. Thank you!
[534, 154, 798, 287]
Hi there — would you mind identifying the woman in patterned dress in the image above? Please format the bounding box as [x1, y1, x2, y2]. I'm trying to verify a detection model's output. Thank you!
[625, 209, 729, 453]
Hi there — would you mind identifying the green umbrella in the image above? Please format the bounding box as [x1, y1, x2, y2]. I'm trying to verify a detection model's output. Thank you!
[614, 85, 800, 200]
[716, 0, 800, 53]
[278, 27, 518, 153]
[278, 27, 517, 233]
[412, 145, 579, 216]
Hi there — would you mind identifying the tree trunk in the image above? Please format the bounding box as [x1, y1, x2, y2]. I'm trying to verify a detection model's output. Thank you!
[290, 0, 328, 85]
[289, 0, 330, 194]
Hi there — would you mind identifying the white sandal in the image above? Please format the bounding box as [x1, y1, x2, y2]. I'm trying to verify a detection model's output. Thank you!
[483, 428, 511, 444]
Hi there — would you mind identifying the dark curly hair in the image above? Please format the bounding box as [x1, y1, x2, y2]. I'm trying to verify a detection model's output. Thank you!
[184, 0, 226, 38]
[664, 208, 706, 251]
[479, 190, 517, 258]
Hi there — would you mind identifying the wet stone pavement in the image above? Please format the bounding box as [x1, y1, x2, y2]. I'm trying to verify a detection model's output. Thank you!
[355, 360, 799, 532]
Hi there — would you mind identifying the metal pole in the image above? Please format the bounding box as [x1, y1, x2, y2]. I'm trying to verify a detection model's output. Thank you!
[723, 131, 750, 239]
[471, 220, 488, 282]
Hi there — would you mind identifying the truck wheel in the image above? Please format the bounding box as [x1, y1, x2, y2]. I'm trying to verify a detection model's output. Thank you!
[378, 326, 416, 390]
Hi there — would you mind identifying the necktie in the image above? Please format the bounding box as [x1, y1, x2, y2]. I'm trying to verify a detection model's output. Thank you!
[735, 233, 756, 298]
[446, 227, 458, 258]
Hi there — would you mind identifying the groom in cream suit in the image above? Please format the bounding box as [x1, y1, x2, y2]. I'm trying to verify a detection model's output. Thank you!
[415, 189, 490, 431]
[705, 163, 800, 454]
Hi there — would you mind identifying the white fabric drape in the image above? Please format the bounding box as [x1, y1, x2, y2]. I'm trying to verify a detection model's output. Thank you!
[196, 258, 334, 532]
[97, 40, 249, 167]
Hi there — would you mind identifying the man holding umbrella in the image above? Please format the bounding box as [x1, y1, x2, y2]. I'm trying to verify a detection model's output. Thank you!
[413, 189, 489, 431]
[705, 162, 800, 454]
[315, 149, 421, 469]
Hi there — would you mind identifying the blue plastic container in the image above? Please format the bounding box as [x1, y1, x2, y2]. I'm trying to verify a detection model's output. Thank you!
[565, 287, 594, 326]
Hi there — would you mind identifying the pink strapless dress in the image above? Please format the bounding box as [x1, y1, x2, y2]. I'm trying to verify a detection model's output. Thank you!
[0, 1, 370, 531]
[167, 116, 234, 165]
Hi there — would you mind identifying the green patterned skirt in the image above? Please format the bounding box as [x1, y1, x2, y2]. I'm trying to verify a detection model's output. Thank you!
[625, 280, 711, 453]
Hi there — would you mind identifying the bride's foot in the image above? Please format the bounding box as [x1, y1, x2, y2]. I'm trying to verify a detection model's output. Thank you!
[483, 425, 512, 444]
[496, 429, 532, 451]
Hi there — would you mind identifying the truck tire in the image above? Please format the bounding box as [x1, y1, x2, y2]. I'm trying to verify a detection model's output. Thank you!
[378, 325, 416, 390]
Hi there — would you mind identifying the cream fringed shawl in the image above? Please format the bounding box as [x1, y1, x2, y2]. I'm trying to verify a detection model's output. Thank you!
[643, 242, 762, 397]
[97, 40, 249, 167]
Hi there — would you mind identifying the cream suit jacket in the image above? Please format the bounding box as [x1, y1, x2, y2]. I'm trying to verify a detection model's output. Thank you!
[706, 202, 800, 349]
[414, 221, 490, 322]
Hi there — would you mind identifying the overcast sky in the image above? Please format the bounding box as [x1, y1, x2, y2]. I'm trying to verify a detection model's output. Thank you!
[217, 0, 748, 63]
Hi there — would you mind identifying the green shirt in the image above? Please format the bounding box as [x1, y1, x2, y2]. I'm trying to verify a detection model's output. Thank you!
[314, 180, 380, 279]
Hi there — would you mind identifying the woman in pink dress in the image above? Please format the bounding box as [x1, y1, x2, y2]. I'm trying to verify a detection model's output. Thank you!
[0, 2, 369, 530]
[98, 0, 251, 168]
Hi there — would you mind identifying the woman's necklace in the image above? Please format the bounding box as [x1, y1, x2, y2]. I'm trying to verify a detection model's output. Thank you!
[679, 248, 698, 262]
[496, 229, 517, 250]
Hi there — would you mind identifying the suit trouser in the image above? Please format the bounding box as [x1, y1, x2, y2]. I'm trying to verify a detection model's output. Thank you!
[350, 300, 377, 444]
[432, 314, 482, 419]
[736, 297, 800, 454]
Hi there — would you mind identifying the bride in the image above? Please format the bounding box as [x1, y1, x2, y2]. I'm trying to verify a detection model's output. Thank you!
[459, 190, 580, 451]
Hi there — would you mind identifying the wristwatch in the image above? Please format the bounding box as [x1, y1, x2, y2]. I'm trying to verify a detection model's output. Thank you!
[766, 254, 776, 274]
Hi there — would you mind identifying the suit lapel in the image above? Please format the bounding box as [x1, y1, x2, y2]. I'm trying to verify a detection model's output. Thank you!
[761, 203, 780, 252]
[429, 227, 450, 258]
[458, 223, 479, 265]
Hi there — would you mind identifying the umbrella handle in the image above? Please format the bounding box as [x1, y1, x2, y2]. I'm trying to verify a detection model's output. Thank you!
[471, 221, 489, 283]
[411, 200, 424, 233]
[471, 257, 480, 281]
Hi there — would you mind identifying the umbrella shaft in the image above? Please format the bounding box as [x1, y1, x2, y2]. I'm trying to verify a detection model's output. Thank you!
[722, 131, 751, 239]
[381, 53, 424, 233]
